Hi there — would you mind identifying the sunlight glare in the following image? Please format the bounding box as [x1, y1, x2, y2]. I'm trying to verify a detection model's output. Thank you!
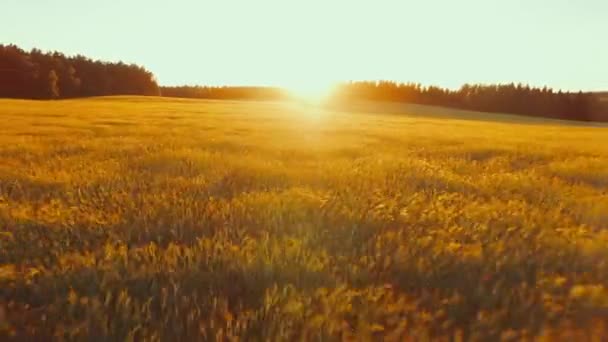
[286, 80, 336, 104]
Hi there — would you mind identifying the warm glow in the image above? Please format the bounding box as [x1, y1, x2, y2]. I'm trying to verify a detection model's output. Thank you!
[286, 81, 336, 104]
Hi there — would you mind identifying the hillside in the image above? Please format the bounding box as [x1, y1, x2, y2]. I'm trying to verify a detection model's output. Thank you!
[0, 97, 607, 340]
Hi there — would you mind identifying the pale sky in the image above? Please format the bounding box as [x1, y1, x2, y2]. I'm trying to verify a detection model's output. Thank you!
[3, 0, 607, 91]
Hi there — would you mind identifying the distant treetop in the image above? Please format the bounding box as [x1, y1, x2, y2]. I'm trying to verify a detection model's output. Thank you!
[0, 44, 160, 99]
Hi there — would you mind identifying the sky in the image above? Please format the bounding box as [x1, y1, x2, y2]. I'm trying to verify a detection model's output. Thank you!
[3, 0, 607, 91]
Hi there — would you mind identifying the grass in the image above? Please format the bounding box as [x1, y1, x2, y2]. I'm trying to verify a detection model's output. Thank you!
[0, 96, 607, 340]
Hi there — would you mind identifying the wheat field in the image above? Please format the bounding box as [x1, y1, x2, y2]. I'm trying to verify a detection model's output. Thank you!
[0, 96, 607, 340]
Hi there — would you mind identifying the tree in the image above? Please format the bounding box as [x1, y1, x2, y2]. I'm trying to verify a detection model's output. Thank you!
[0, 44, 160, 99]
[47, 70, 60, 98]
[0, 45, 36, 98]
[59, 65, 81, 98]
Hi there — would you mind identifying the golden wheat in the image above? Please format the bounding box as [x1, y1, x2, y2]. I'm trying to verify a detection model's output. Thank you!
[0, 96, 607, 340]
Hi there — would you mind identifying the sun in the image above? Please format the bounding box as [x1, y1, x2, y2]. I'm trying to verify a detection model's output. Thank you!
[285, 80, 336, 104]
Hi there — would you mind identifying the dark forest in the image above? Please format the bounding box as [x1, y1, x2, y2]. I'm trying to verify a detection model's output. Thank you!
[0, 44, 159, 99]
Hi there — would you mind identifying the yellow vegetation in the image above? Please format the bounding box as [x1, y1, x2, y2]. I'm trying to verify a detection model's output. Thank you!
[0, 96, 607, 340]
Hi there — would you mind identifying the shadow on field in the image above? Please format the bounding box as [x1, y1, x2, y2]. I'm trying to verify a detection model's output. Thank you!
[326, 100, 608, 127]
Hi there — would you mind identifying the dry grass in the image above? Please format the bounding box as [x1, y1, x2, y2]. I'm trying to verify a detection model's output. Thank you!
[0, 96, 607, 340]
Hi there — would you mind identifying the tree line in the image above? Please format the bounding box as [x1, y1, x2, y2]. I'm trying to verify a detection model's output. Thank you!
[161, 82, 606, 122]
[329, 81, 606, 122]
[0, 44, 159, 99]
[1, 44, 605, 122]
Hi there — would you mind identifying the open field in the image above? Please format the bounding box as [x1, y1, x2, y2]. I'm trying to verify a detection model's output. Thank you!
[0, 97, 607, 340]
